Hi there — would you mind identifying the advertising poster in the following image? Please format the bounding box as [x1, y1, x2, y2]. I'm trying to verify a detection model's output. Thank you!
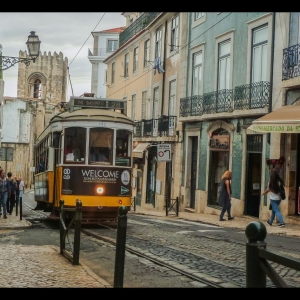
[62, 166, 131, 196]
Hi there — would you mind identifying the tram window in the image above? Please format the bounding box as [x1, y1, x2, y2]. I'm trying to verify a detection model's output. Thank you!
[116, 129, 131, 167]
[89, 128, 113, 165]
[64, 127, 86, 163]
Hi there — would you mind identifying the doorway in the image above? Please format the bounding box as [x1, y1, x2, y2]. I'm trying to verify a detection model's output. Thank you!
[245, 135, 263, 218]
[146, 153, 156, 207]
[190, 137, 198, 209]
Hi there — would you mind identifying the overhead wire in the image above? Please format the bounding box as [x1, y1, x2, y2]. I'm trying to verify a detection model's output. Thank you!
[67, 12, 107, 98]
[107, 12, 233, 99]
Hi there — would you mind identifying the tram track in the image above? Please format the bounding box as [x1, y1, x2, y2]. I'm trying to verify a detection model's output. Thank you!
[81, 227, 225, 288]
[24, 203, 300, 288]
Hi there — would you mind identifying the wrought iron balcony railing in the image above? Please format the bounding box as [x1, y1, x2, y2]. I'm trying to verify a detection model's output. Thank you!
[282, 43, 300, 80]
[234, 81, 270, 110]
[180, 81, 270, 117]
[119, 12, 161, 47]
[134, 116, 177, 138]
[180, 95, 203, 117]
[203, 89, 233, 114]
[158, 115, 176, 137]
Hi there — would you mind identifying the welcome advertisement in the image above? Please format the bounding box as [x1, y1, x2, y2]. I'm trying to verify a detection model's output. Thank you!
[62, 166, 131, 196]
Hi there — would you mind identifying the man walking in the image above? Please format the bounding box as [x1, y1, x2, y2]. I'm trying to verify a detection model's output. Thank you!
[7, 172, 17, 215]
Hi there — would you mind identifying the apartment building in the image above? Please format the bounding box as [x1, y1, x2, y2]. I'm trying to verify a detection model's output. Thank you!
[88, 26, 125, 98]
[180, 12, 300, 225]
[104, 12, 188, 212]
[248, 13, 300, 224]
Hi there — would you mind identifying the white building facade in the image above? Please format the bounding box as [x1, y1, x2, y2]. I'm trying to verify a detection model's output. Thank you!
[88, 26, 125, 98]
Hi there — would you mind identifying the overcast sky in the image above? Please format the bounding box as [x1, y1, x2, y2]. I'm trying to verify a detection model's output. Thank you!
[0, 12, 125, 100]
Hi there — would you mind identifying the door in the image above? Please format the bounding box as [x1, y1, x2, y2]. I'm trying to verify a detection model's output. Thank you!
[146, 153, 156, 207]
[135, 170, 143, 206]
[190, 137, 198, 209]
[245, 135, 263, 218]
[208, 150, 229, 205]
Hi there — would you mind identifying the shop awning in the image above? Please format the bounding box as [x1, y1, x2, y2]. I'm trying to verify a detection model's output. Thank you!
[132, 143, 150, 158]
[248, 105, 300, 133]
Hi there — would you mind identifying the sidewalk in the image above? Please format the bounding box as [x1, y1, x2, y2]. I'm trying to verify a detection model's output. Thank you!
[132, 206, 300, 238]
[1, 202, 300, 287]
[0, 213, 111, 288]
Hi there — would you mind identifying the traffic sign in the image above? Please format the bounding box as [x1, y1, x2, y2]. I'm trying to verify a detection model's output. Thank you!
[157, 144, 171, 162]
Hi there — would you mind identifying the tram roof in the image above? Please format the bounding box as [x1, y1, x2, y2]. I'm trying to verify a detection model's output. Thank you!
[49, 108, 135, 125]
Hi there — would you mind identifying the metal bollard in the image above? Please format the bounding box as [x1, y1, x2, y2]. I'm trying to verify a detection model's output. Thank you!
[20, 197, 23, 220]
[113, 206, 128, 288]
[59, 200, 65, 253]
[73, 199, 82, 265]
[165, 196, 169, 216]
[245, 221, 267, 288]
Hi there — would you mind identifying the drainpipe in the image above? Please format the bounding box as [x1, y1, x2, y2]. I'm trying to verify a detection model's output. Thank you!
[160, 20, 167, 116]
[267, 12, 276, 144]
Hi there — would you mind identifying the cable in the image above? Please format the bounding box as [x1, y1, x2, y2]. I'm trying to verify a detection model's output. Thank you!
[68, 12, 106, 68]
[67, 13, 107, 99]
[107, 12, 233, 98]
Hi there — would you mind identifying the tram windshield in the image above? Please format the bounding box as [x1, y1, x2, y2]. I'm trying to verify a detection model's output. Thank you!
[64, 127, 86, 163]
[63, 126, 132, 167]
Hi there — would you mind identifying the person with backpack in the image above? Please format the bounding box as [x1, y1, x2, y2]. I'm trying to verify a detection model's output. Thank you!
[7, 172, 17, 215]
[262, 170, 285, 228]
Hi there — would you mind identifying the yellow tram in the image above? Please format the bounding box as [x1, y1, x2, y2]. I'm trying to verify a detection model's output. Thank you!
[34, 96, 134, 223]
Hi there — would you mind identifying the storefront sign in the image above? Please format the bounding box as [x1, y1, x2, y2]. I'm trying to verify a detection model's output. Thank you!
[61, 166, 131, 196]
[249, 124, 300, 133]
[209, 135, 229, 151]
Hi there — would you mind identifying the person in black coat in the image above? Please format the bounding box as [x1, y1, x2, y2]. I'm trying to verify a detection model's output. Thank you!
[219, 170, 234, 221]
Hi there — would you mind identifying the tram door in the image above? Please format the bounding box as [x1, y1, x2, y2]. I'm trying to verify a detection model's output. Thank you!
[245, 135, 262, 218]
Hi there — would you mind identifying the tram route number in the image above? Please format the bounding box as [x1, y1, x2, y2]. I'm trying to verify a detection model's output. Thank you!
[157, 144, 171, 162]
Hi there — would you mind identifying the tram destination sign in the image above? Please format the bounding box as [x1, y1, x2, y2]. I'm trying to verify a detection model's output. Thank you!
[68, 96, 126, 112]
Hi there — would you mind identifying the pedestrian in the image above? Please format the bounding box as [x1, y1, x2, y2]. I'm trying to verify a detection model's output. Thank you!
[262, 171, 285, 228]
[0, 166, 2, 215]
[14, 176, 20, 206]
[0, 170, 10, 219]
[18, 177, 25, 206]
[219, 170, 234, 221]
[7, 172, 17, 215]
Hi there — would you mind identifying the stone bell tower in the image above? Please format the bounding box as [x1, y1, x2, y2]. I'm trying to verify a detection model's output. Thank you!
[17, 50, 68, 104]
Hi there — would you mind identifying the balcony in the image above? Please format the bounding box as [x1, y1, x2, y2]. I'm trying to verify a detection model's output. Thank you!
[234, 81, 270, 110]
[88, 48, 116, 57]
[282, 43, 300, 80]
[134, 116, 177, 138]
[119, 12, 161, 47]
[180, 81, 270, 117]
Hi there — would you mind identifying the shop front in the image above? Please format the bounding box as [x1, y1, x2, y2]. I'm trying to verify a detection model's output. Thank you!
[249, 104, 300, 220]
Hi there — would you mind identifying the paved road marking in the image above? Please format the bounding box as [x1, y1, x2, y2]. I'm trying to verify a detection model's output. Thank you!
[144, 218, 221, 228]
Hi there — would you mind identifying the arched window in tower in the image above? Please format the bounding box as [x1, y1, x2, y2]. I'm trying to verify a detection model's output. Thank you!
[34, 79, 42, 99]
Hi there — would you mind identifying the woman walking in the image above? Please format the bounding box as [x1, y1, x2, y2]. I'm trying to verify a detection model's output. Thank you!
[219, 170, 234, 221]
[262, 171, 285, 227]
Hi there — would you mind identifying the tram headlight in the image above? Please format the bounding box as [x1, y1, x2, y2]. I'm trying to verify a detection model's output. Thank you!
[96, 186, 105, 194]
[118, 199, 122, 204]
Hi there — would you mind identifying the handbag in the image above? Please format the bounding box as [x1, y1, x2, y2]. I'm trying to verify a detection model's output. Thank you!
[269, 203, 272, 210]
[278, 181, 286, 200]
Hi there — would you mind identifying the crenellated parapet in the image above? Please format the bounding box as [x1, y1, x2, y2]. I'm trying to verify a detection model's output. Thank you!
[17, 50, 68, 104]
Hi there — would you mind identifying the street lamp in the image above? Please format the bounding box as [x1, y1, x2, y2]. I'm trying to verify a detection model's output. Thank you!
[0, 31, 41, 71]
